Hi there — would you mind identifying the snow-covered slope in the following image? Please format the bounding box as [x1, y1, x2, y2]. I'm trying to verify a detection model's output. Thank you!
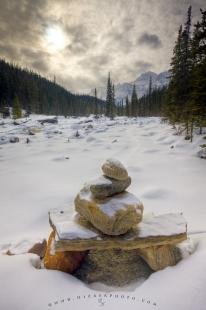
[0, 115, 206, 310]
[92, 71, 170, 101]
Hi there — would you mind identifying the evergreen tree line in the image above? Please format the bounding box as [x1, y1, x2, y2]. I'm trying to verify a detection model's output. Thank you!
[105, 6, 206, 131]
[106, 73, 167, 118]
[0, 59, 105, 117]
[165, 6, 206, 139]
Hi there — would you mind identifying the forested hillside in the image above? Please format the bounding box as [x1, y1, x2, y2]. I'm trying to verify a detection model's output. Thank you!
[165, 7, 206, 138]
[0, 59, 105, 116]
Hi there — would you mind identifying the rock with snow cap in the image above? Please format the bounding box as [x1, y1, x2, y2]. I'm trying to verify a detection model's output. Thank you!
[9, 136, 19, 143]
[74, 186, 143, 235]
[101, 158, 128, 180]
[49, 211, 187, 252]
[89, 175, 131, 199]
[197, 148, 206, 159]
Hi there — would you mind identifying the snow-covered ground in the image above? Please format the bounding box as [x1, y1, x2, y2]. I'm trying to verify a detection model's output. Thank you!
[0, 115, 206, 310]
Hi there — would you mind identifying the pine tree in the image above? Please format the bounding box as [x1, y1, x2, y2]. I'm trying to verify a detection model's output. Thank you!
[148, 76, 152, 115]
[12, 95, 22, 119]
[166, 25, 183, 123]
[125, 96, 130, 117]
[94, 88, 98, 115]
[166, 6, 193, 130]
[121, 99, 124, 116]
[106, 73, 112, 117]
[181, 5, 193, 134]
[110, 84, 115, 119]
[131, 85, 138, 117]
[190, 9, 206, 135]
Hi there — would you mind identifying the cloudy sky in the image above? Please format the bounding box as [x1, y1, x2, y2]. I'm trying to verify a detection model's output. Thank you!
[0, 0, 205, 93]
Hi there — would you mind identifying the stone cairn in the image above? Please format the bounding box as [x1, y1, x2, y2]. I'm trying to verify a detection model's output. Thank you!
[44, 159, 188, 286]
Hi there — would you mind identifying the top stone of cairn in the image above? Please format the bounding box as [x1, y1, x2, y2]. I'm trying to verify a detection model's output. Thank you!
[102, 158, 128, 180]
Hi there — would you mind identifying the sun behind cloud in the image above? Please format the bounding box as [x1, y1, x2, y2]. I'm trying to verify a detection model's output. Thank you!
[45, 25, 67, 52]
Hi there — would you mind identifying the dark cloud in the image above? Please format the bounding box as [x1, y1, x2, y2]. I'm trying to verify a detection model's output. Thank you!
[31, 59, 49, 73]
[0, 0, 48, 70]
[123, 17, 134, 32]
[0, 44, 20, 61]
[18, 48, 50, 73]
[138, 33, 162, 49]
[78, 54, 111, 84]
[0, 0, 46, 42]
[106, 31, 133, 53]
[134, 60, 153, 72]
[65, 24, 97, 55]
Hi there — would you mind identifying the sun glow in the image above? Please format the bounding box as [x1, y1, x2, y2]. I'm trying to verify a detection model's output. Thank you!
[45, 26, 67, 51]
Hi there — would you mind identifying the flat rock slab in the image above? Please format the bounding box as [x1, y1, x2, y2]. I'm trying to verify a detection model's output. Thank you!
[49, 210, 187, 252]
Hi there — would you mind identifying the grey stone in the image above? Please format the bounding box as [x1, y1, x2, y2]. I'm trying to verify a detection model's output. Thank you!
[10, 136, 19, 143]
[197, 148, 206, 159]
[101, 158, 128, 180]
[89, 175, 131, 199]
[74, 249, 152, 286]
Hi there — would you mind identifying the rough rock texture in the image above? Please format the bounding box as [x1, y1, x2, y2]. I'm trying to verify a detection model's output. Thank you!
[38, 117, 58, 124]
[197, 148, 206, 159]
[27, 127, 42, 135]
[74, 249, 153, 286]
[74, 187, 143, 235]
[9, 136, 19, 143]
[49, 210, 187, 252]
[89, 175, 131, 199]
[137, 245, 182, 271]
[43, 231, 86, 273]
[28, 239, 47, 258]
[101, 158, 128, 180]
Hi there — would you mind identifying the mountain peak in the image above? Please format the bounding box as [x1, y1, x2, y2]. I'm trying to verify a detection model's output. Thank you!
[89, 70, 169, 101]
[134, 71, 157, 83]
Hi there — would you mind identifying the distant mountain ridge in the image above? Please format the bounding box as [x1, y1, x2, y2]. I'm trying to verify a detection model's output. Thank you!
[93, 71, 170, 102]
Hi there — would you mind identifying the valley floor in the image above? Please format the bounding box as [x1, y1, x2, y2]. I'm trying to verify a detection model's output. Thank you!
[0, 115, 206, 310]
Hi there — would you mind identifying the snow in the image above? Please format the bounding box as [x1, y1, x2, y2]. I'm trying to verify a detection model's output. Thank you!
[99, 192, 142, 217]
[79, 188, 143, 217]
[50, 210, 186, 242]
[55, 220, 99, 240]
[136, 213, 186, 238]
[50, 208, 101, 240]
[0, 115, 206, 310]
[86, 175, 113, 186]
[103, 158, 127, 171]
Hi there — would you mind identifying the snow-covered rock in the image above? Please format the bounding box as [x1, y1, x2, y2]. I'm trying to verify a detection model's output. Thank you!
[89, 175, 131, 199]
[101, 158, 129, 180]
[197, 147, 206, 159]
[74, 188, 143, 236]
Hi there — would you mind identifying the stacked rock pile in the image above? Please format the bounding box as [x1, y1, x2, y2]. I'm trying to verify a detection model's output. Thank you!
[44, 159, 188, 286]
[75, 158, 143, 236]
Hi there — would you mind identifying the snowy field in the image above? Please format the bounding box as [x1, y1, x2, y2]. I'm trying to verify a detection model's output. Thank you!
[0, 115, 206, 310]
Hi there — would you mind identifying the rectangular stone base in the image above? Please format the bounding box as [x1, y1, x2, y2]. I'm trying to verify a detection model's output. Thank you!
[49, 210, 187, 252]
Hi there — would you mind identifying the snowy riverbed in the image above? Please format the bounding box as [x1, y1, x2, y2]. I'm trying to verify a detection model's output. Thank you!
[0, 115, 206, 310]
